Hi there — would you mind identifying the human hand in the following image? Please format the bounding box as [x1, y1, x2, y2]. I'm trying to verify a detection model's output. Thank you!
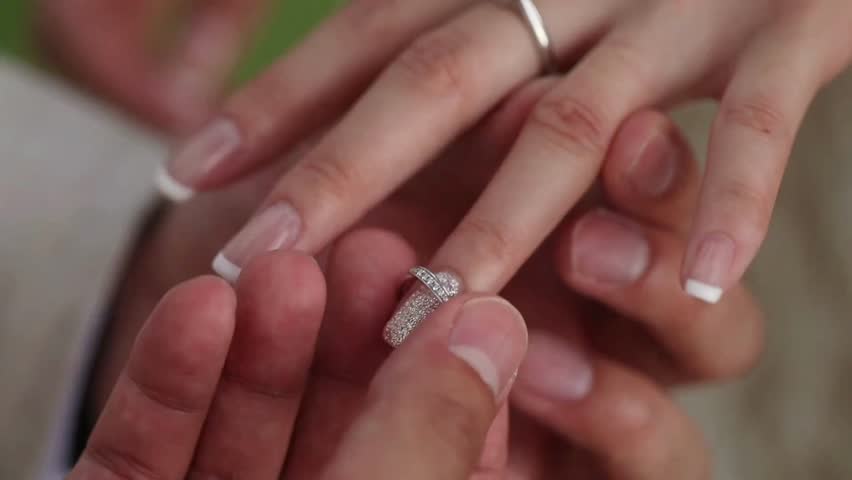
[89, 87, 764, 477]
[157, 0, 852, 302]
[38, 0, 268, 133]
[356, 86, 766, 477]
[67, 247, 530, 480]
[68, 231, 754, 479]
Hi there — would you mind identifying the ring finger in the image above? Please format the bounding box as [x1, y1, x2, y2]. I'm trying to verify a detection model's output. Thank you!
[385, 1, 748, 344]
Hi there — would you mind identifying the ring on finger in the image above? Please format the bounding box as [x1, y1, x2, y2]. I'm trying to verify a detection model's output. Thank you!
[500, 0, 558, 73]
[383, 267, 463, 347]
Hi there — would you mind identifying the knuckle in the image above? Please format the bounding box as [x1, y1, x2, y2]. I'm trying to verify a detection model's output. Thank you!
[720, 97, 792, 145]
[228, 70, 297, 133]
[394, 27, 475, 100]
[710, 178, 775, 233]
[220, 370, 300, 401]
[293, 156, 363, 206]
[454, 216, 516, 266]
[85, 443, 163, 480]
[596, 38, 653, 83]
[129, 373, 208, 415]
[529, 92, 609, 157]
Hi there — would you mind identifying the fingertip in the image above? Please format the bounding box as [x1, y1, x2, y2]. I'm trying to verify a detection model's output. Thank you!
[681, 231, 736, 303]
[155, 163, 196, 202]
[161, 275, 237, 320]
[604, 111, 681, 198]
[139, 275, 237, 372]
[684, 279, 723, 304]
[212, 252, 241, 283]
[604, 109, 698, 205]
[448, 296, 528, 398]
[237, 250, 326, 311]
[560, 209, 651, 289]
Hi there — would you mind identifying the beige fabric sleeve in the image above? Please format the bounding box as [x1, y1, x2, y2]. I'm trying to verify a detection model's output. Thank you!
[0, 58, 166, 480]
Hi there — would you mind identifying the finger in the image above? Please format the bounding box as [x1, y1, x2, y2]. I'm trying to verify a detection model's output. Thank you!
[283, 229, 415, 477]
[321, 295, 528, 480]
[682, 14, 836, 304]
[161, 0, 270, 129]
[209, 0, 613, 279]
[189, 252, 326, 478]
[39, 0, 188, 131]
[511, 332, 711, 480]
[378, 27, 691, 349]
[158, 0, 472, 199]
[68, 277, 235, 479]
[424, 14, 709, 306]
[557, 208, 764, 382]
[601, 110, 700, 233]
[284, 233, 517, 478]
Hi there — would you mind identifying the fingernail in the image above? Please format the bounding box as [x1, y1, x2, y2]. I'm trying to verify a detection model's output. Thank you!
[515, 332, 593, 401]
[212, 202, 302, 283]
[572, 209, 650, 286]
[449, 297, 527, 398]
[684, 232, 735, 304]
[383, 269, 463, 348]
[628, 130, 678, 197]
[155, 163, 195, 202]
[158, 118, 241, 201]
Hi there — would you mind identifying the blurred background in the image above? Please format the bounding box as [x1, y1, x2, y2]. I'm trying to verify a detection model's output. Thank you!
[0, 0, 339, 85]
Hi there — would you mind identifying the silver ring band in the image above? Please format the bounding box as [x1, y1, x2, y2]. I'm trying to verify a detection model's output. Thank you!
[410, 266, 454, 303]
[509, 0, 558, 73]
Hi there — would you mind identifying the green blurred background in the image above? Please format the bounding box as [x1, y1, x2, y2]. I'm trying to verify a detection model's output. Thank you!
[0, 0, 340, 82]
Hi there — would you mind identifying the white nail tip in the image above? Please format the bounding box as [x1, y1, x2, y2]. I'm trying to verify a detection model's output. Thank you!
[155, 164, 195, 202]
[685, 279, 723, 304]
[449, 346, 500, 397]
[212, 253, 241, 284]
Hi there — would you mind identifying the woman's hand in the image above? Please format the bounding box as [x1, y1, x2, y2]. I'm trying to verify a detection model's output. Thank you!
[159, 0, 852, 302]
[38, 0, 268, 133]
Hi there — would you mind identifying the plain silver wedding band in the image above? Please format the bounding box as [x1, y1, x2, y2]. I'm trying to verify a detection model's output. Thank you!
[506, 0, 558, 73]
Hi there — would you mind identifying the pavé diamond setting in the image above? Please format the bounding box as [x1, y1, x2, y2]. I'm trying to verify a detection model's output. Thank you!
[383, 267, 462, 347]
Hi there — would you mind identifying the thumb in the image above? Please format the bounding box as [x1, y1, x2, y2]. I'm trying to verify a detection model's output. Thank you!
[321, 295, 528, 480]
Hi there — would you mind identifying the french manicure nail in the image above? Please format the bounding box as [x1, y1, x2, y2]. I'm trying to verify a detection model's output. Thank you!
[572, 210, 650, 286]
[212, 202, 302, 283]
[158, 118, 241, 201]
[628, 130, 678, 197]
[449, 297, 528, 398]
[515, 332, 593, 401]
[383, 269, 462, 348]
[684, 231, 735, 304]
[155, 163, 195, 202]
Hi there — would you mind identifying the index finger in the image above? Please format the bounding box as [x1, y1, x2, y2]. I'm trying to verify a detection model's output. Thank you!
[68, 277, 235, 479]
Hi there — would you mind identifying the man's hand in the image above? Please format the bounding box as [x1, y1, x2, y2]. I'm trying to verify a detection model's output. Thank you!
[67, 248, 530, 480]
[68, 252, 326, 479]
